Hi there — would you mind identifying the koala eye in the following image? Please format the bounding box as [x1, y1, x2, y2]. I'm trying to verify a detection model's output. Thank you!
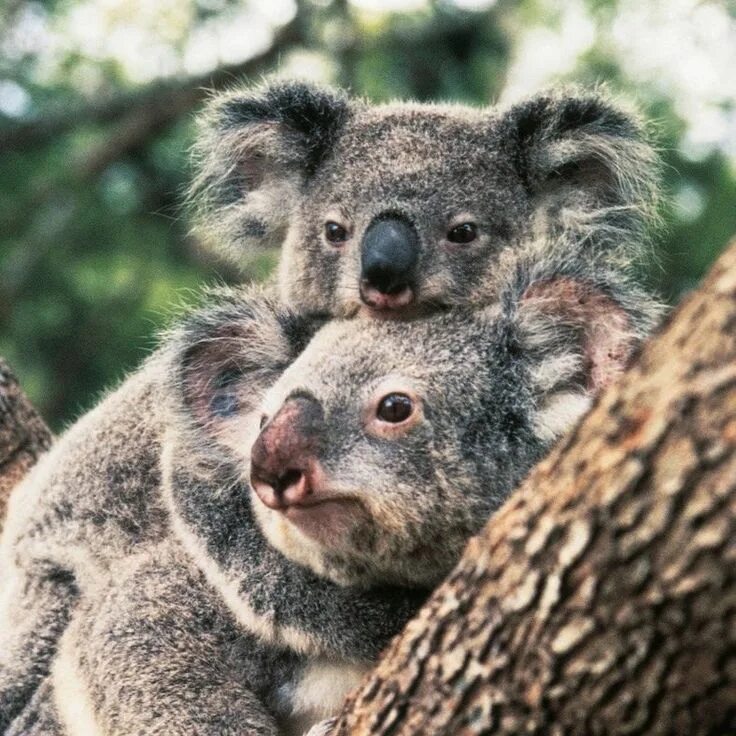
[447, 222, 477, 244]
[259, 414, 268, 430]
[210, 391, 239, 418]
[376, 393, 413, 424]
[324, 221, 349, 245]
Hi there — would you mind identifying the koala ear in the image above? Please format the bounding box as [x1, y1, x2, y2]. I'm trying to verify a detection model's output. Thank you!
[502, 89, 658, 241]
[519, 276, 637, 392]
[189, 80, 349, 263]
[515, 276, 640, 441]
[178, 321, 258, 434]
[171, 291, 323, 441]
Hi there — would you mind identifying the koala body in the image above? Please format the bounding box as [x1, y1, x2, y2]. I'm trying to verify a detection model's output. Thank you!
[0, 291, 420, 735]
[0, 259, 642, 734]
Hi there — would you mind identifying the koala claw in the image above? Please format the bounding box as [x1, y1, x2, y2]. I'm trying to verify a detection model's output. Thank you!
[304, 717, 338, 736]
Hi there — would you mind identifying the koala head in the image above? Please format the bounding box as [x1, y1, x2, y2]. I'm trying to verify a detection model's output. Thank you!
[191, 80, 658, 319]
[164, 291, 431, 659]
[172, 273, 641, 590]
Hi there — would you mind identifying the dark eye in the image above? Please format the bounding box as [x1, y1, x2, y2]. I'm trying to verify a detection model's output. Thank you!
[259, 414, 268, 429]
[447, 222, 477, 244]
[210, 392, 239, 418]
[376, 393, 413, 423]
[325, 221, 349, 244]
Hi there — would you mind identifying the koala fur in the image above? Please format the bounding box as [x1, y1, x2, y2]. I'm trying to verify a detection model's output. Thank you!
[0, 290, 415, 736]
[190, 80, 659, 321]
[0, 80, 663, 733]
[1, 255, 648, 734]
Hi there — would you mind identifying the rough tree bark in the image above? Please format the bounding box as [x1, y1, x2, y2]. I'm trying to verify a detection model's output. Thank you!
[0, 359, 52, 526]
[330, 240, 736, 735]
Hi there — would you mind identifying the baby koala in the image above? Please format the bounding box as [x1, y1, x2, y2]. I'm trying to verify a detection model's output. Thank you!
[192, 79, 659, 320]
[1, 265, 640, 735]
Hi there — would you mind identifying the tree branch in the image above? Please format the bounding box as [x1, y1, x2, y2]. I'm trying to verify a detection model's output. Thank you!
[0, 16, 305, 156]
[0, 359, 51, 527]
[331, 239, 736, 734]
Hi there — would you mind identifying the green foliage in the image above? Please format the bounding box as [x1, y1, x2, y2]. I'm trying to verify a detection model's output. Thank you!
[344, 7, 509, 102]
[0, 0, 734, 428]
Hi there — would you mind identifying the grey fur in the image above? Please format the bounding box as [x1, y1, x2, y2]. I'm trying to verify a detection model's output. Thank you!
[1, 257, 648, 733]
[1, 80, 664, 734]
[190, 80, 660, 321]
[0, 290, 419, 736]
[5, 679, 61, 736]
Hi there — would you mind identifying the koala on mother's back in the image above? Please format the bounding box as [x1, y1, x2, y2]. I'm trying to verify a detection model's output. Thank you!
[191, 79, 660, 325]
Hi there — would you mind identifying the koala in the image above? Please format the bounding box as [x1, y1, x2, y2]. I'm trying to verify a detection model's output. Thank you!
[0, 79, 663, 733]
[1, 257, 646, 735]
[190, 79, 659, 321]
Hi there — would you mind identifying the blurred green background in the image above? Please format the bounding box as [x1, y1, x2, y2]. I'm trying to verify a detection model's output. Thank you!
[1, 0, 735, 430]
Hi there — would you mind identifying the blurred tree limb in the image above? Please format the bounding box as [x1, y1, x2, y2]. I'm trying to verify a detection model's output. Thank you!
[0, 359, 51, 528]
[0, 5, 309, 309]
[0, 13, 306, 156]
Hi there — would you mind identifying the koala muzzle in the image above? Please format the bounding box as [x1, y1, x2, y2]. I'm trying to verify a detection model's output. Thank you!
[360, 216, 418, 310]
[249, 396, 325, 511]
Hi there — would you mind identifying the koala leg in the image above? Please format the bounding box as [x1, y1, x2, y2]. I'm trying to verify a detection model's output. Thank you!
[54, 544, 279, 736]
[0, 565, 77, 732]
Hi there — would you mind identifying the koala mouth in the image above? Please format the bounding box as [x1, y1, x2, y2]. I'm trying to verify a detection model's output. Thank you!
[282, 498, 366, 545]
[251, 483, 366, 549]
[250, 460, 366, 543]
[357, 300, 448, 322]
[359, 283, 415, 312]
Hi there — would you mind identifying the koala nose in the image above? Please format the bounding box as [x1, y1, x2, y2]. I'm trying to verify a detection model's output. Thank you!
[249, 395, 324, 510]
[360, 216, 418, 308]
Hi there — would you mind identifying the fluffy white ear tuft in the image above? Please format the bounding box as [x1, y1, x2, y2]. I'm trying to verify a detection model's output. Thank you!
[533, 390, 593, 443]
[521, 276, 637, 393]
[517, 275, 641, 442]
[189, 80, 349, 263]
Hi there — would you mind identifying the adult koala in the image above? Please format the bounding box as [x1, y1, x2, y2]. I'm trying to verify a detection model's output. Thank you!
[191, 79, 659, 318]
[1, 256, 644, 735]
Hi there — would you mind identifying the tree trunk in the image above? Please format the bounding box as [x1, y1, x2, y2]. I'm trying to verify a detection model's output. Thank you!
[0, 359, 52, 526]
[331, 239, 736, 735]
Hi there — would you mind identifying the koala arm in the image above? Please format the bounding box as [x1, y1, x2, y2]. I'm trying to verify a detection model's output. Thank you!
[55, 543, 280, 736]
[0, 357, 172, 731]
[0, 562, 77, 732]
[4, 677, 64, 736]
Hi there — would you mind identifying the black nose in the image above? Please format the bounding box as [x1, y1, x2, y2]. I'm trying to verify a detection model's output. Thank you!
[361, 216, 418, 295]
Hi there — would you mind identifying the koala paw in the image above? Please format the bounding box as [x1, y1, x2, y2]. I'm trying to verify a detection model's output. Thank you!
[304, 717, 337, 736]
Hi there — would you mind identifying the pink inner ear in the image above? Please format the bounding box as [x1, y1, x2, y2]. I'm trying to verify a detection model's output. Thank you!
[183, 325, 248, 430]
[238, 154, 267, 190]
[522, 277, 635, 392]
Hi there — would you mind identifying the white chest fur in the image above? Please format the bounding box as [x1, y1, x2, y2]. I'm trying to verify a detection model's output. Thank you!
[281, 659, 371, 736]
